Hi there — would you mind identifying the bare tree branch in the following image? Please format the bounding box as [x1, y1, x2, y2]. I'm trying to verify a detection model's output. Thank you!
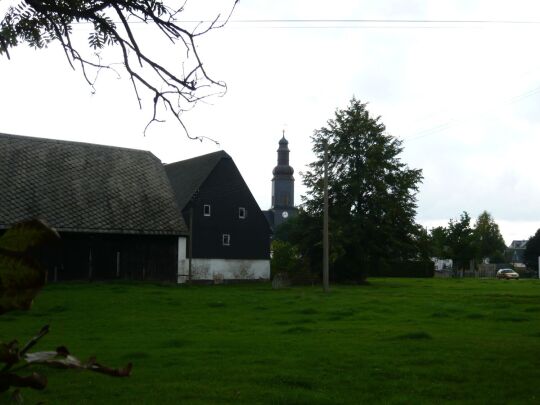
[0, 0, 238, 141]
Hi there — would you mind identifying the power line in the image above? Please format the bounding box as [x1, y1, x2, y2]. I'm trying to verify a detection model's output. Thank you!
[220, 18, 540, 30]
[70, 17, 540, 28]
[184, 19, 540, 25]
[216, 25, 508, 30]
[403, 83, 540, 142]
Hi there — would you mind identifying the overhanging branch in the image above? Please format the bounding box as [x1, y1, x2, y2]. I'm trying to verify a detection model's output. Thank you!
[0, 0, 239, 140]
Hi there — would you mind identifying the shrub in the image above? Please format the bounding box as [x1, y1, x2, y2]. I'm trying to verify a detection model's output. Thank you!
[367, 260, 435, 278]
[270, 240, 317, 285]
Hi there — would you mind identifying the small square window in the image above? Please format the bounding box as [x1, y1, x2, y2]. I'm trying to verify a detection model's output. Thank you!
[239, 207, 246, 219]
[222, 234, 230, 246]
[203, 204, 211, 216]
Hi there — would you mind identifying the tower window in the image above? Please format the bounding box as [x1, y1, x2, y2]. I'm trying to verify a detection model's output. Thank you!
[203, 204, 211, 216]
[284, 194, 289, 206]
[222, 234, 230, 246]
[239, 207, 246, 219]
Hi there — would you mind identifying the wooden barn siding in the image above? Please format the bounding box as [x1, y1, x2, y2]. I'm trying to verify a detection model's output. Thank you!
[50, 232, 178, 282]
[184, 158, 271, 261]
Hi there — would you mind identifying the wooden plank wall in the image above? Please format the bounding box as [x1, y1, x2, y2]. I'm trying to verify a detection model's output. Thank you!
[51, 232, 178, 282]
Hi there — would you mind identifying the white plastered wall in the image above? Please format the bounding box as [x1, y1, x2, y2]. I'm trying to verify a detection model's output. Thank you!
[177, 236, 188, 283]
[177, 258, 270, 284]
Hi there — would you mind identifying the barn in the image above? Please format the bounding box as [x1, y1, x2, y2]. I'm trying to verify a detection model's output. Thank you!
[0, 133, 188, 282]
[165, 151, 272, 283]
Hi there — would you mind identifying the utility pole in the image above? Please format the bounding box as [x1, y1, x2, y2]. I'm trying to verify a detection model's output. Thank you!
[188, 206, 193, 284]
[323, 141, 330, 293]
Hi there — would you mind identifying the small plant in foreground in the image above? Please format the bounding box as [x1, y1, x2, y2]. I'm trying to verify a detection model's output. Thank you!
[0, 220, 131, 402]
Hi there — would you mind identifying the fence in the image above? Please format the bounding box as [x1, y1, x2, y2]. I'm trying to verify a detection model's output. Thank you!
[434, 269, 493, 278]
[434, 264, 538, 279]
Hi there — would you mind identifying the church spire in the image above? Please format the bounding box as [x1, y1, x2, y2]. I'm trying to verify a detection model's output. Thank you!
[276, 131, 291, 168]
[271, 133, 294, 211]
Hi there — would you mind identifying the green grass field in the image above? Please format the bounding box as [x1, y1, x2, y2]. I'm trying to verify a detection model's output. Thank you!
[2, 278, 540, 404]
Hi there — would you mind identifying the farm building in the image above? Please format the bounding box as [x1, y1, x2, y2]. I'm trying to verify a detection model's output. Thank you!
[165, 151, 272, 282]
[0, 133, 188, 282]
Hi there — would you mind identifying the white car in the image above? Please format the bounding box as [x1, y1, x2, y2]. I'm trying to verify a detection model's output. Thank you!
[496, 268, 519, 280]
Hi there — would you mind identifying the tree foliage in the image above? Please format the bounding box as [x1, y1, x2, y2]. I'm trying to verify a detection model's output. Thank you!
[429, 211, 507, 269]
[429, 226, 449, 258]
[301, 98, 424, 281]
[0, 219, 59, 314]
[273, 210, 325, 275]
[445, 211, 475, 270]
[270, 239, 301, 276]
[472, 211, 506, 263]
[0, 0, 238, 136]
[524, 229, 540, 271]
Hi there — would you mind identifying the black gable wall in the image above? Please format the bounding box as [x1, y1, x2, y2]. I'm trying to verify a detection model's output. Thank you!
[184, 157, 271, 260]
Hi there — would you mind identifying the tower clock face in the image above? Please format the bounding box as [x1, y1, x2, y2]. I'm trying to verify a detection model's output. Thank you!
[282, 211, 289, 219]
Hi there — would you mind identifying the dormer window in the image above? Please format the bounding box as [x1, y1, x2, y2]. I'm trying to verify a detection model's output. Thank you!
[239, 207, 246, 219]
[222, 234, 230, 246]
[203, 204, 211, 216]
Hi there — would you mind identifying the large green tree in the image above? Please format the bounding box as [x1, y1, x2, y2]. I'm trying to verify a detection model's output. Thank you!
[524, 229, 540, 271]
[302, 97, 423, 280]
[472, 211, 506, 263]
[0, 0, 237, 135]
[430, 211, 507, 268]
[429, 226, 449, 258]
[444, 211, 475, 270]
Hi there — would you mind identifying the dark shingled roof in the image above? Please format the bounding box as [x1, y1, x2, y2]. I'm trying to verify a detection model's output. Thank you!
[165, 150, 230, 210]
[0, 133, 188, 235]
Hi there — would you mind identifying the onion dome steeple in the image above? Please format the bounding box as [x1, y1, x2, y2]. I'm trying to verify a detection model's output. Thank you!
[271, 131, 295, 211]
[273, 133, 294, 177]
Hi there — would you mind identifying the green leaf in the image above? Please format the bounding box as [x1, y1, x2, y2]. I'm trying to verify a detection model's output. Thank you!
[0, 220, 60, 315]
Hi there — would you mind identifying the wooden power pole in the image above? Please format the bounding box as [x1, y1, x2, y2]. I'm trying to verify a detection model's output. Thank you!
[188, 206, 193, 284]
[323, 141, 330, 292]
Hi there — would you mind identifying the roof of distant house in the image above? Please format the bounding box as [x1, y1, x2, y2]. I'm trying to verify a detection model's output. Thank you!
[509, 240, 527, 249]
[0, 133, 187, 235]
[164, 150, 230, 210]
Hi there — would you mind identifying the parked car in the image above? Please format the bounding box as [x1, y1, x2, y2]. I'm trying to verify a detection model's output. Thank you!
[496, 268, 519, 280]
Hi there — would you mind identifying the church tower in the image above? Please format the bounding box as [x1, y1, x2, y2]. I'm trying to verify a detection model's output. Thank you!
[268, 133, 297, 229]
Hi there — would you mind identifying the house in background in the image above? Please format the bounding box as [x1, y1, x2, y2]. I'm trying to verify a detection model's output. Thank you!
[432, 258, 453, 271]
[0, 133, 188, 282]
[165, 151, 271, 283]
[506, 240, 528, 268]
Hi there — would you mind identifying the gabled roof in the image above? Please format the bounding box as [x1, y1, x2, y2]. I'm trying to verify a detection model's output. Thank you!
[0, 133, 188, 235]
[509, 240, 527, 249]
[165, 150, 230, 210]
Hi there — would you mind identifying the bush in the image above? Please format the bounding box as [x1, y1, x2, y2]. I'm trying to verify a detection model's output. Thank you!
[367, 260, 434, 278]
[270, 240, 317, 285]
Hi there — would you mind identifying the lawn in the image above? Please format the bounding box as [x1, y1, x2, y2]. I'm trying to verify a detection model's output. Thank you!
[1, 278, 540, 404]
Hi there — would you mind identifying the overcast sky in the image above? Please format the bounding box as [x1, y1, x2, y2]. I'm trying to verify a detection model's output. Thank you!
[1, 0, 539, 244]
